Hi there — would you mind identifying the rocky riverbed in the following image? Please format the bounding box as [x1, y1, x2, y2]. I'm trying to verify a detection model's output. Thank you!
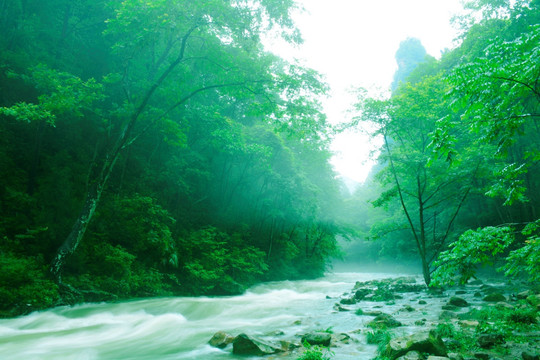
[209, 276, 540, 360]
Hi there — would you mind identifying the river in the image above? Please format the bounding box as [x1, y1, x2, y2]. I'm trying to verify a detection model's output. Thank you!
[0, 272, 410, 359]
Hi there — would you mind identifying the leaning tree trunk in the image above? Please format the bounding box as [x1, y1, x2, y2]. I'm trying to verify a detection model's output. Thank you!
[50, 154, 118, 283]
[50, 188, 100, 283]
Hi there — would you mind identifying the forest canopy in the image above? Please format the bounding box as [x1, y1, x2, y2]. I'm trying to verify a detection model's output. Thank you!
[0, 0, 344, 317]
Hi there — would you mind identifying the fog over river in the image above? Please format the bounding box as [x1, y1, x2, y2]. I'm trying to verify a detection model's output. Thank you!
[0, 272, 424, 359]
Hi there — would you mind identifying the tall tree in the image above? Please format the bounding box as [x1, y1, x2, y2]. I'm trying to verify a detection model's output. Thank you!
[354, 74, 478, 285]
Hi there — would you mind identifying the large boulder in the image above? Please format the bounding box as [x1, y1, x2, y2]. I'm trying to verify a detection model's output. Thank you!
[301, 332, 332, 347]
[232, 333, 283, 356]
[385, 330, 447, 360]
[355, 288, 371, 300]
[208, 331, 235, 348]
[340, 297, 356, 305]
[368, 313, 402, 329]
[447, 296, 469, 307]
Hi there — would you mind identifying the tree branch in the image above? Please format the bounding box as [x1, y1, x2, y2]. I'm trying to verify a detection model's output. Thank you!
[489, 75, 540, 99]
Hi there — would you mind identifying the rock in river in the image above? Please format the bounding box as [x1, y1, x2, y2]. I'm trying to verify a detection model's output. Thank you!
[232, 333, 283, 355]
[301, 332, 332, 347]
[385, 330, 447, 360]
[368, 313, 402, 329]
[483, 293, 506, 302]
[447, 296, 469, 307]
[208, 331, 235, 348]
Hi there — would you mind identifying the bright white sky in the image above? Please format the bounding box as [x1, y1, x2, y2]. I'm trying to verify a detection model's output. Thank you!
[265, 0, 464, 183]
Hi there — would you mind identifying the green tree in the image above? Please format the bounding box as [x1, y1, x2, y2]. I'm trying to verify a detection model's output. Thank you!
[430, 1, 540, 285]
[354, 74, 478, 285]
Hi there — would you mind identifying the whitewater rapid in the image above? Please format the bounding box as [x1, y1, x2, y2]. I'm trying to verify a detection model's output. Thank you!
[0, 272, 400, 359]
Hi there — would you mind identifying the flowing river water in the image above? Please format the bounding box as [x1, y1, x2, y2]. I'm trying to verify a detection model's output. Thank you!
[0, 272, 426, 360]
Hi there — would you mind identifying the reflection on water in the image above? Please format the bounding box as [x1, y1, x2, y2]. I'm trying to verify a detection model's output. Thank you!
[0, 272, 397, 360]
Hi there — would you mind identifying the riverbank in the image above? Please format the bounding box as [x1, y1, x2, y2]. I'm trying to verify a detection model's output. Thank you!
[205, 275, 540, 359]
[330, 276, 540, 359]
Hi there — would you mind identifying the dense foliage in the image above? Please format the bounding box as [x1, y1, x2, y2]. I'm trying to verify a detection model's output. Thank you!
[0, 0, 345, 316]
[352, 0, 540, 285]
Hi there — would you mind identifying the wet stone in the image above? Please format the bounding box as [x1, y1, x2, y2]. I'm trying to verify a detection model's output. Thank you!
[483, 293, 506, 302]
[355, 288, 371, 300]
[336, 333, 352, 344]
[386, 330, 447, 360]
[208, 331, 235, 348]
[278, 340, 299, 352]
[448, 296, 469, 307]
[397, 351, 422, 360]
[232, 333, 283, 356]
[301, 332, 332, 347]
[368, 313, 402, 329]
[364, 310, 383, 316]
[333, 303, 350, 312]
[340, 297, 356, 305]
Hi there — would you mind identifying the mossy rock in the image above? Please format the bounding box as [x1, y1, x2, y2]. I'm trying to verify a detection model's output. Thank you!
[385, 330, 447, 359]
[368, 313, 402, 329]
[483, 293, 506, 302]
[448, 296, 469, 307]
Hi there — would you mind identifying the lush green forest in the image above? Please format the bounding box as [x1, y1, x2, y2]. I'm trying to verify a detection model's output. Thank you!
[349, 0, 540, 286]
[0, 0, 347, 317]
[1, 0, 539, 320]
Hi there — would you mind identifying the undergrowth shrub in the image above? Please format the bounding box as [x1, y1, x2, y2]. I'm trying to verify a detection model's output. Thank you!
[297, 342, 333, 360]
[0, 250, 59, 317]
